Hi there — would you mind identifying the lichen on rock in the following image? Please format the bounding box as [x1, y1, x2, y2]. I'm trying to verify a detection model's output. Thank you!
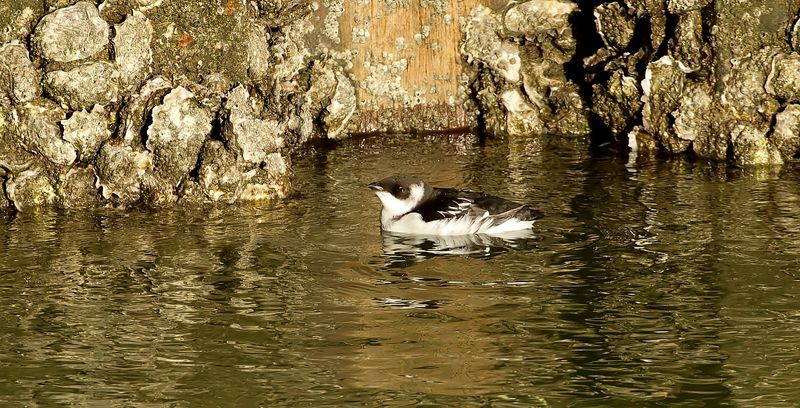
[96, 142, 151, 205]
[770, 104, 800, 160]
[113, 10, 153, 92]
[145, 86, 212, 189]
[0, 41, 41, 104]
[31, 1, 109, 63]
[62, 105, 112, 163]
[44, 62, 120, 110]
[221, 85, 283, 165]
[13, 99, 77, 166]
[641, 56, 688, 153]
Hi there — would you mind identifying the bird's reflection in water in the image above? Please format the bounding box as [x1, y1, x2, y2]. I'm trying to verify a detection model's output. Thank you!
[378, 229, 537, 269]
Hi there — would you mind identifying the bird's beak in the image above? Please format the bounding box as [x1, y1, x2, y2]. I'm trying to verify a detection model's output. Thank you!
[368, 182, 384, 192]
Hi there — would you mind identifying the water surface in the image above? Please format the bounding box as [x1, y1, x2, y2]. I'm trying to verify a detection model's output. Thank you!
[2, 135, 800, 406]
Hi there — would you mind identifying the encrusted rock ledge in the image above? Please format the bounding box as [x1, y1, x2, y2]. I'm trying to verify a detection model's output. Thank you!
[2, 0, 799, 211]
[0, 1, 357, 211]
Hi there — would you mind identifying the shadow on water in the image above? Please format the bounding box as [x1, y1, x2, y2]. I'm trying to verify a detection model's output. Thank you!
[2, 135, 800, 406]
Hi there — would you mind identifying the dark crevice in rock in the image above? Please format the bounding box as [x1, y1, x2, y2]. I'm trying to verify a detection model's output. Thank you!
[466, 70, 489, 139]
[656, 11, 679, 59]
[630, 17, 655, 77]
[565, 0, 613, 148]
[725, 138, 734, 163]
[139, 103, 154, 149]
[107, 102, 126, 153]
[187, 146, 205, 182]
[209, 115, 225, 145]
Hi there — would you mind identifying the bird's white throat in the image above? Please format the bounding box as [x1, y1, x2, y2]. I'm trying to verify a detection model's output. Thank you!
[375, 183, 425, 221]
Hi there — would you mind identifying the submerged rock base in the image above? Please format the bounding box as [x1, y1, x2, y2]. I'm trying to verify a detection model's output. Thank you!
[2, 0, 800, 211]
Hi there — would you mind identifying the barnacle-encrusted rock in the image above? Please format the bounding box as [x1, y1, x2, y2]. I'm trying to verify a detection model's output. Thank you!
[592, 70, 641, 135]
[302, 62, 357, 140]
[461, 6, 521, 84]
[57, 165, 100, 208]
[624, 0, 667, 51]
[13, 100, 77, 166]
[197, 140, 244, 203]
[672, 83, 726, 160]
[5, 164, 56, 212]
[667, 0, 711, 14]
[0, 2, 42, 44]
[246, 23, 271, 83]
[766, 52, 800, 103]
[0, 42, 41, 104]
[642, 56, 687, 153]
[669, 11, 708, 73]
[547, 83, 590, 137]
[146, 87, 211, 189]
[322, 71, 356, 140]
[731, 124, 783, 166]
[239, 153, 290, 201]
[461, 3, 585, 138]
[722, 49, 780, 126]
[793, 18, 800, 52]
[771, 104, 800, 160]
[504, 0, 577, 37]
[44, 62, 120, 110]
[594, 2, 635, 51]
[113, 11, 153, 92]
[221, 85, 283, 165]
[0, 104, 8, 141]
[62, 105, 111, 162]
[96, 142, 151, 203]
[501, 88, 545, 137]
[31, 1, 109, 63]
[117, 76, 173, 147]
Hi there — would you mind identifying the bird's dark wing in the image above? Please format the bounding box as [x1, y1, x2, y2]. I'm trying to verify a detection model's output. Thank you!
[413, 188, 543, 222]
[412, 188, 473, 222]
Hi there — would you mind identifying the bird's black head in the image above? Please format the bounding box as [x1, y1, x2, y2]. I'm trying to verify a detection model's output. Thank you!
[367, 175, 425, 200]
[368, 175, 431, 216]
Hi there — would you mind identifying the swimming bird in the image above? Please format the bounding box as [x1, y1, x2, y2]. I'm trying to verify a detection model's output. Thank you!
[367, 175, 542, 235]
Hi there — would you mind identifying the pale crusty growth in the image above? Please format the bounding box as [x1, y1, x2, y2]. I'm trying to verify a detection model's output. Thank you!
[339, 0, 480, 117]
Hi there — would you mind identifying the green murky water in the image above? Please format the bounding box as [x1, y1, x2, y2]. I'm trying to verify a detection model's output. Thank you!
[2, 135, 800, 406]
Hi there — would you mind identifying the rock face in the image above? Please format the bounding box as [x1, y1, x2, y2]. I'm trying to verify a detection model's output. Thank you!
[2, 0, 800, 211]
[31, 1, 109, 63]
[44, 62, 120, 110]
[0, 0, 342, 211]
[0, 42, 41, 103]
[113, 11, 153, 91]
[577, 0, 800, 165]
[460, 2, 589, 139]
[146, 86, 211, 189]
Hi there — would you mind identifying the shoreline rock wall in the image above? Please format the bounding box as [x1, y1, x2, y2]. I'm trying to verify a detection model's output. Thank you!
[2, 0, 799, 211]
[0, 0, 356, 211]
[459, 0, 800, 166]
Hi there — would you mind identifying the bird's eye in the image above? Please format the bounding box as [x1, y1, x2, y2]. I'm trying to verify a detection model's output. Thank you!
[398, 187, 406, 194]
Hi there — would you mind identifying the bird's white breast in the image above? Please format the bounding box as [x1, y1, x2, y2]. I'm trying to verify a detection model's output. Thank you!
[382, 211, 534, 236]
